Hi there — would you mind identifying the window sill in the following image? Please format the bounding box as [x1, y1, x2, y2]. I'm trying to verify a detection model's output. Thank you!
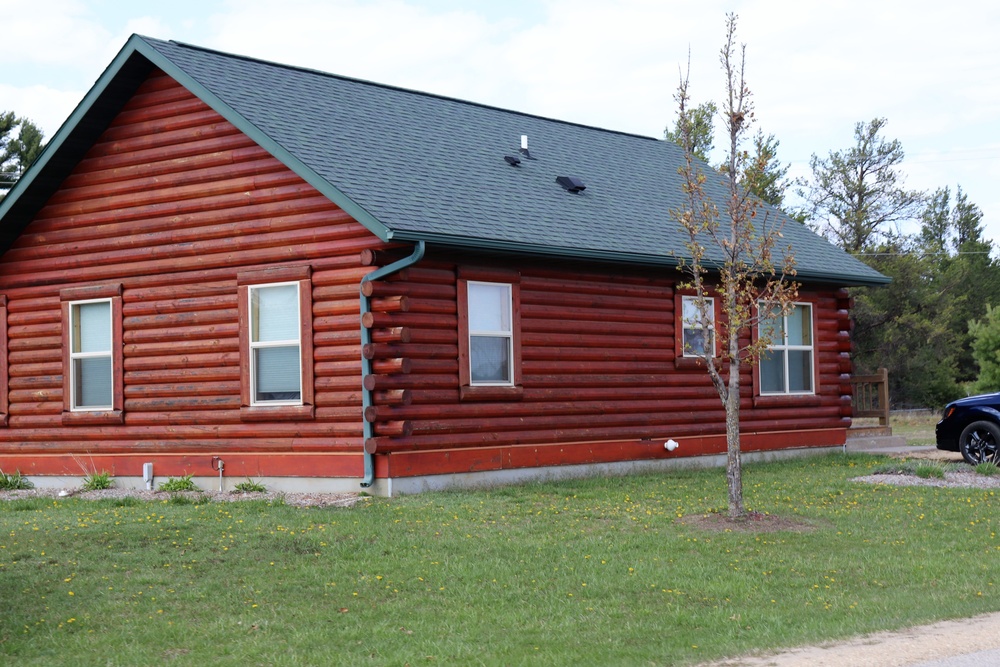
[459, 385, 525, 402]
[240, 404, 316, 422]
[752, 394, 820, 408]
[62, 410, 124, 426]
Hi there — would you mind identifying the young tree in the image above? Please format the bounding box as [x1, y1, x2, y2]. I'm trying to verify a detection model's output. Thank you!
[798, 118, 923, 252]
[672, 14, 798, 518]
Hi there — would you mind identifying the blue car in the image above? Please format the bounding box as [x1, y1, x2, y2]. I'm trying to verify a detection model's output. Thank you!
[936, 393, 1000, 465]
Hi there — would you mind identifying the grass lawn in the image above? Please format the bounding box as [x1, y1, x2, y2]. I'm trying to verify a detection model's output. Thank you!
[2, 453, 998, 666]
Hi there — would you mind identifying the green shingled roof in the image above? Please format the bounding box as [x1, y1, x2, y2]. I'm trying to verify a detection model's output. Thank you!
[0, 35, 888, 286]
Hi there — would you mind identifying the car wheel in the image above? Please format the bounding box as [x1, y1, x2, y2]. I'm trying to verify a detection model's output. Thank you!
[959, 421, 1000, 465]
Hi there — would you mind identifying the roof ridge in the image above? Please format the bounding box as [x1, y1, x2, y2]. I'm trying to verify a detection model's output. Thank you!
[147, 35, 662, 145]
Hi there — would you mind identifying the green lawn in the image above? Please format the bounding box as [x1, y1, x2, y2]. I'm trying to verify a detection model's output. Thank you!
[2, 453, 998, 666]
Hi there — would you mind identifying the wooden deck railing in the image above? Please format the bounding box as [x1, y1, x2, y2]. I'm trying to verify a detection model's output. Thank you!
[850, 368, 890, 426]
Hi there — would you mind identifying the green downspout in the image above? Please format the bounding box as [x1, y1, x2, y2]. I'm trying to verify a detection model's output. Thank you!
[359, 241, 425, 488]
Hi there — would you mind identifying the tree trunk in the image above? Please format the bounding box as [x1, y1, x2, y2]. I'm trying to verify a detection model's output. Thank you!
[725, 354, 745, 518]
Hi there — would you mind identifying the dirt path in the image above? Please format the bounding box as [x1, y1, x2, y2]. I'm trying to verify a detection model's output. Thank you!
[698, 612, 1000, 666]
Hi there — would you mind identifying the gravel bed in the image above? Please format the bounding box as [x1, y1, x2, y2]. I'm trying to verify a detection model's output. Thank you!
[853, 470, 1000, 489]
[0, 487, 364, 508]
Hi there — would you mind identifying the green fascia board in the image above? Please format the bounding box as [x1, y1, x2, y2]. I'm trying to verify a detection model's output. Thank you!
[131, 37, 394, 243]
[388, 229, 892, 287]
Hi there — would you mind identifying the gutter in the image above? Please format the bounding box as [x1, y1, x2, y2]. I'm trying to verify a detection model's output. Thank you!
[359, 241, 426, 487]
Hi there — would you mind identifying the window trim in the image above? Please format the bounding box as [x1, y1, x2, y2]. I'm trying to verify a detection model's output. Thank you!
[237, 266, 314, 422]
[756, 301, 816, 396]
[673, 290, 723, 370]
[457, 267, 523, 402]
[60, 284, 124, 425]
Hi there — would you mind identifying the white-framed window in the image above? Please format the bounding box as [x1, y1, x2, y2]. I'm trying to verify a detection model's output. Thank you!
[759, 302, 814, 395]
[467, 281, 514, 385]
[681, 295, 715, 357]
[249, 282, 302, 405]
[69, 299, 113, 410]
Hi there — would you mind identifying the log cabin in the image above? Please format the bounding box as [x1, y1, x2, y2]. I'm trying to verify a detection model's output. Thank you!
[0, 36, 887, 495]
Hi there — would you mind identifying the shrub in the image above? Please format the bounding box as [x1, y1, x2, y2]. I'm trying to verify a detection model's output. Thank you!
[82, 470, 114, 491]
[915, 462, 945, 479]
[233, 479, 267, 493]
[159, 475, 198, 492]
[0, 469, 34, 490]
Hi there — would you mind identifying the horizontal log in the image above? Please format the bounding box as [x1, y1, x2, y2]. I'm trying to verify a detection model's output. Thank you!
[372, 358, 411, 375]
[362, 343, 457, 360]
[0, 237, 382, 290]
[316, 360, 366, 377]
[362, 312, 457, 330]
[124, 352, 240, 371]
[9, 388, 62, 403]
[9, 402, 62, 416]
[522, 348, 674, 364]
[521, 290, 666, 313]
[124, 381, 242, 398]
[373, 421, 412, 437]
[7, 310, 59, 327]
[314, 314, 363, 332]
[124, 281, 234, 304]
[311, 266, 375, 287]
[522, 317, 672, 338]
[48, 154, 285, 208]
[23, 195, 340, 249]
[361, 280, 456, 299]
[0, 434, 363, 451]
[124, 337, 239, 357]
[370, 296, 408, 313]
[62, 133, 258, 180]
[314, 346, 361, 362]
[123, 309, 237, 331]
[8, 349, 60, 365]
[520, 274, 673, 299]
[9, 362, 62, 378]
[125, 367, 240, 384]
[359, 247, 418, 267]
[367, 423, 715, 453]
[310, 375, 363, 390]
[123, 323, 240, 345]
[79, 121, 243, 166]
[521, 331, 673, 350]
[407, 359, 457, 375]
[374, 389, 411, 406]
[393, 267, 456, 285]
[9, 322, 61, 339]
[371, 327, 410, 344]
[362, 373, 457, 391]
[520, 303, 669, 325]
[124, 396, 240, 412]
[312, 284, 361, 301]
[9, 375, 62, 390]
[313, 299, 362, 318]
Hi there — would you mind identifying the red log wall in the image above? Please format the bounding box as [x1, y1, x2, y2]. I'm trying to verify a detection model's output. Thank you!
[0, 70, 386, 477]
[0, 69, 853, 482]
[362, 256, 853, 474]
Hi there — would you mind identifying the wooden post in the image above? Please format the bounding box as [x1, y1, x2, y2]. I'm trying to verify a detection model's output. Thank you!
[877, 367, 890, 426]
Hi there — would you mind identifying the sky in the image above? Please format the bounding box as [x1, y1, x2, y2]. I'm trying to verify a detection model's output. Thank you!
[3, 0, 999, 244]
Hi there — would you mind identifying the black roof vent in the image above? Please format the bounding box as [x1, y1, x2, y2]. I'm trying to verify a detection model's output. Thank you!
[504, 154, 521, 166]
[556, 176, 586, 193]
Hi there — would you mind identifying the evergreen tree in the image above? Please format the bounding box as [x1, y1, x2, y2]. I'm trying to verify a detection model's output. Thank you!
[798, 118, 924, 252]
[0, 112, 46, 199]
[664, 100, 717, 163]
